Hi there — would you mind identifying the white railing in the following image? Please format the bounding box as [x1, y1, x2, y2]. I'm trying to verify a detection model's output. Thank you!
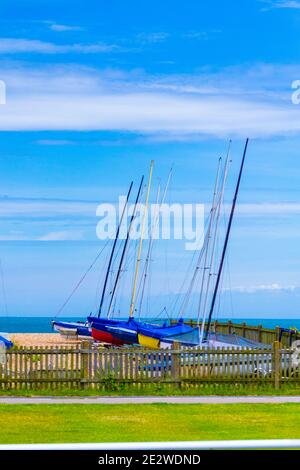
[0, 440, 300, 450]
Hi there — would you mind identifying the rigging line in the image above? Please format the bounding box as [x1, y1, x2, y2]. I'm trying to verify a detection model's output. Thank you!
[98, 181, 133, 317]
[0, 259, 8, 316]
[179, 232, 209, 317]
[105, 181, 146, 316]
[109, 241, 136, 318]
[107, 176, 144, 319]
[196, 157, 222, 328]
[54, 238, 111, 318]
[129, 160, 154, 318]
[222, 208, 235, 323]
[204, 138, 249, 339]
[111, 184, 146, 318]
[137, 181, 161, 319]
[93, 246, 112, 312]
[138, 166, 174, 319]
[199, 143, 232, 343]
[169, 217, 209, 318]
[226, 251, 235, 320]
[178, 199, 215, 318]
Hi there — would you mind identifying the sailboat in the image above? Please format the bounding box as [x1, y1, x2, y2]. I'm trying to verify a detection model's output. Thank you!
[105, 148, 230, 348]
[52, 180, 135, 340]
[0, 333, 13, 349]
[90, 160, 194, 345]
[88, 176, 144, 345]
[136, 139, 267, 350]
[51, 319, 92, 338]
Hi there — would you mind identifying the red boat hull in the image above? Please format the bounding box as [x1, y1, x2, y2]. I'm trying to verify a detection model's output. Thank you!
[91, 327, 125, 346]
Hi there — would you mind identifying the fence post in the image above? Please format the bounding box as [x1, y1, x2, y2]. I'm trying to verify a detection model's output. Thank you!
[273, 341, 281, 390]
[171, 342, 180, 384]
[257, 324, 262, 343]
[81, 341, 89, 390]
[242, 322, 246, 338]
[228, 320, 232, 335]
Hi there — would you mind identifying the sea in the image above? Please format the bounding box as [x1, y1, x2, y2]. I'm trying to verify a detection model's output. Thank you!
[0, 316, 299, 333]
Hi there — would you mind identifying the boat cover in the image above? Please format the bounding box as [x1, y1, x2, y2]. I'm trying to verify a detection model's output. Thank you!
[0, 334, 13, 349]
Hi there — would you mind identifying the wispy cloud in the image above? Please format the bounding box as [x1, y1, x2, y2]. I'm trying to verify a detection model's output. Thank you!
[0, 63, 299, 137]
[0, 230, 84, 241]
[225, 283, 298, 293]
[0, 38, 118, 54]
[0, 196, 300, 220]
[38, 230, 83, 241]
[182, 30, 221, 40]
[136, 32, 170, 44]
[48, 23, 84, 32]
[260, 0, 300, 10]
[36, 139, 76, 146]
[0, 197, 96, 218]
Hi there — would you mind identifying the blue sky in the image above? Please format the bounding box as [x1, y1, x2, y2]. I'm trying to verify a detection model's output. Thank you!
[0, 0, 299, 319]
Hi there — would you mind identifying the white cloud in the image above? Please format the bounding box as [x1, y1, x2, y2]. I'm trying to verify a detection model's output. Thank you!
[38, 230, 83, 241]
[235, 203, 300, 216]
[36, 139, 75, 146]
[260, 0, 300, 10]
[224, 283, 298, 293]
[0, 63, 299, 137]
[48, 23, 84, 32]
[0, 196, 300, 220]
[0, 230, 83, 241]
[136, 32, 170, 43]
[1, 91, 299, 137]
[0, 38, 118, 54]
[182, 30, 221, 40]
[0, 197, 96, 218]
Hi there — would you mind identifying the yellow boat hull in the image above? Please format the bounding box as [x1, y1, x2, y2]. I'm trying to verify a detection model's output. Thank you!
[138, 333, 160, 349]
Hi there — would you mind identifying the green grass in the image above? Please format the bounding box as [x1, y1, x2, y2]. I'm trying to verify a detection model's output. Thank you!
[1, 403, 300, 443]
[1, 382, 300, 396]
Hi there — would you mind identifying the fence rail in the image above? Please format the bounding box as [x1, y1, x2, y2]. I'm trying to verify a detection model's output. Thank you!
[180, 320, 300, 347]
[0, 341, 299, 391]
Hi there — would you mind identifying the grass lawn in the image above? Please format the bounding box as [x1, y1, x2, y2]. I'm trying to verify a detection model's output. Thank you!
[1, 383, 300, 396]
[0, 403, 300, 443]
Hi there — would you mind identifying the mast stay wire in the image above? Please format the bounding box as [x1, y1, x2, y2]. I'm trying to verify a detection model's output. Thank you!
[54, 238, 111, 318]
[0, 259, 8, 317]
[137, 167, 174, 319]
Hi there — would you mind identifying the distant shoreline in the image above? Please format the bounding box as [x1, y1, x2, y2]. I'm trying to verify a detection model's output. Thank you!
[1, 317, 299, 334]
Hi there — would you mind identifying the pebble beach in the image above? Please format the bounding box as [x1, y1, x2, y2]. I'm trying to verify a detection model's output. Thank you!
[8, 333, 82, 348]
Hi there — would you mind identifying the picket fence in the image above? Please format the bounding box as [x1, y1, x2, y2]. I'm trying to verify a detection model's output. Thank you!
[0, 341, 299, 391]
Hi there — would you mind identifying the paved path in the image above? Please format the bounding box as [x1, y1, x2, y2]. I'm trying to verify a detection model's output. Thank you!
[1, 396, 300, 404]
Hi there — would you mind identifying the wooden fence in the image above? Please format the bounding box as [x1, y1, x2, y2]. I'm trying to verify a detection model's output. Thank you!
[0, 341, 299, 391]
[180, 320, 300, 347]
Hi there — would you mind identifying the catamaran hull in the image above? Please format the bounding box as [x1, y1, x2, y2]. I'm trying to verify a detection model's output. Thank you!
[103, 319, 194, 347]
[91, 327, 125, 346]
[106, 326, 138, 344]
[52, 321, 91, 338]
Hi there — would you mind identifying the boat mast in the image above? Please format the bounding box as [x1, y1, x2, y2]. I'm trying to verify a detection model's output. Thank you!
[97, 181, 133, 317]
[138, 167, 173, 319]
[199, 146, 231, 344]
[196, 157, 222, 337]
[129, 160, 154, 318]
[204, 138, 249, 339]
[179, 159, 222, 319]
[107, 176, 144, 318]
[137, 181, 160, 319]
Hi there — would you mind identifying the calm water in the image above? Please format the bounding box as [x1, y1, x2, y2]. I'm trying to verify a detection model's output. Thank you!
[0, 316, 299, 333]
